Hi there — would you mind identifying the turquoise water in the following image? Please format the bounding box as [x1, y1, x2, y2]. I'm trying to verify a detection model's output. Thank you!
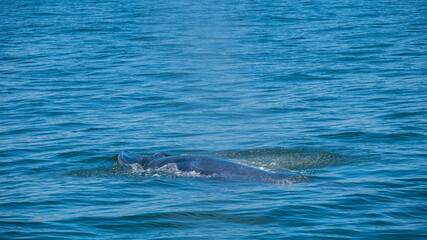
[1, 0, 426, 239]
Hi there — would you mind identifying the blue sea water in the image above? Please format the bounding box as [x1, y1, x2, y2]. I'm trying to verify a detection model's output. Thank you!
[0, 0, 426, 239]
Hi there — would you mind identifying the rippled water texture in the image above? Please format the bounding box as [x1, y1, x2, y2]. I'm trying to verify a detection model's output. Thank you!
[1, 0, 426, 239]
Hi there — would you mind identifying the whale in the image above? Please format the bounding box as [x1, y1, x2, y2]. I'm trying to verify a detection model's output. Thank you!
[117, 150, 298, 182]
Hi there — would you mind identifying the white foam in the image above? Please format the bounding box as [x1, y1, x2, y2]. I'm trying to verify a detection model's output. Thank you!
[124, 163, 217, 179]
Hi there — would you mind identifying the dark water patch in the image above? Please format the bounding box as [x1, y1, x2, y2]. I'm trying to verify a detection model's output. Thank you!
[320, 131, 425, 144]
[305, 96, 337, 102]
[0, 200, 63, 208]
[382, 111, 426, 119]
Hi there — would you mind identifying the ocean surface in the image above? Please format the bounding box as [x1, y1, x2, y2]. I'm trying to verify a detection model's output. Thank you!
[1, 0, 426, 239]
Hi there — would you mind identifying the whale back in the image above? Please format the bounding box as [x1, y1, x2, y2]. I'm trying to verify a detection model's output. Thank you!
[117, 151, 298, 182]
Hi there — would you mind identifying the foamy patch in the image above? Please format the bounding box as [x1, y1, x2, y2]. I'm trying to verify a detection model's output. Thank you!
[215, 148, 352, 171]
[246, 159, 308, 176]
[158, 163, 219, 178]
[271, 176, 309, 184]
[123, 163, 218, 179]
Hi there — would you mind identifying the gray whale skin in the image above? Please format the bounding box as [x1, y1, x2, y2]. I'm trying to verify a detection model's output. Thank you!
[117, 150, 297, 182]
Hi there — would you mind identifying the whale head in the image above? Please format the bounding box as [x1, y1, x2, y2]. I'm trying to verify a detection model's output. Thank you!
[117, 150, 148, 165]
